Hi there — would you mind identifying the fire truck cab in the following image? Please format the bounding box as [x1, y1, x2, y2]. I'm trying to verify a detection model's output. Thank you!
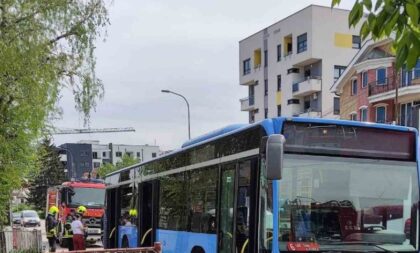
[47, 178, 106, 246]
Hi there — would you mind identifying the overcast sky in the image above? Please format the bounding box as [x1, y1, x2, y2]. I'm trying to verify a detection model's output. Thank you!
[52, 0, 355, 151]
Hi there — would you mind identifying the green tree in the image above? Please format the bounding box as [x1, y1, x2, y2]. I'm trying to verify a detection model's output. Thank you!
[0, 0, 109, 225]
[27, 138, 67, 213]
[332, 0, 420, 69]
[97, 154, 140, 178]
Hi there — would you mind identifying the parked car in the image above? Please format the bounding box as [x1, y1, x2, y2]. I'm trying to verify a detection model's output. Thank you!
[12, 212, 21, 225]
[20, 210, 41, 227]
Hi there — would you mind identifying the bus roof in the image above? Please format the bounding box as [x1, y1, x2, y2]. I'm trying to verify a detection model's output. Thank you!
[105, 117, 418, 178]
[280, 117, 417, 132]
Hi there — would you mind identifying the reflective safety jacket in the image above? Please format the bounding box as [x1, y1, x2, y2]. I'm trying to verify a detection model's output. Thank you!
[46, 214, 58, 238]
[63, 216, 73, 239]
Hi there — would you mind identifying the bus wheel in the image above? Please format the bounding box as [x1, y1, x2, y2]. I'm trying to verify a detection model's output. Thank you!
[121, 235, 129, 248]
[191, 246, 205, 253]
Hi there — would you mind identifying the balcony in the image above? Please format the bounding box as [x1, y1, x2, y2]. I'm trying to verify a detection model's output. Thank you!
[240, 96, 255, 111]
[292, 76, 322, 97]
[298, 111, 321, 118]
[368, 75, 420, 103]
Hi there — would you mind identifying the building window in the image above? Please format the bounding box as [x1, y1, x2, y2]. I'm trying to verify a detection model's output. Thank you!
[116, 151, 122, 157]
[249, 85, 255, 105]
[333, 97, 340, 115]
[360, 108, 368, 122]
[376, 106, 386, 123]
[352, 35, 361, 49]
[137, 152, 141, 157]
[334, 65, 346, 82]
[277, 105, 281, 116]
[287, 99, 300, 105]
[264, 50, 268, 67]
[93, 162, 101, 168]
[277, 44, 281, 61]
[351, 79, 358, 95]
[377, 68, 386, 85]
[243, 58, 251, 75]
[350, 113, 357, 121]
[287, 68, 299, 74]
[400, 103, 413, 126]
[277, 75, 281, 91]
[362, 71, 368, 88]
[297, 33, 307, 53]
[152, 152, 157, 158]
[264, 108, 268, 119]
[92, 152, 98, 159]
[264, 79, 268, 96]
[102, 152, 106, 157]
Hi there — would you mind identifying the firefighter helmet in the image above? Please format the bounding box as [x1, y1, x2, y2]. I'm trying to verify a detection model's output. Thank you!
[77, 205, 87, 214]
[49, 206, 59, 214]
[129, 209, 137, 217]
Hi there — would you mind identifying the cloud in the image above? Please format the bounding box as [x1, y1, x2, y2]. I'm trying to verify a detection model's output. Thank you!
[52, 0, 355, 151]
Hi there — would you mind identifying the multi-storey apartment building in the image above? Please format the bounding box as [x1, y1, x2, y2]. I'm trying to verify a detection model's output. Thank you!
[332, 38, 420, 127]
[239, 5, 363, 122]
[59, 141, 161, 178]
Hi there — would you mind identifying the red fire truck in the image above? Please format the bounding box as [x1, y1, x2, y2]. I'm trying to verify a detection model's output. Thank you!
[46, 178, 106, 246]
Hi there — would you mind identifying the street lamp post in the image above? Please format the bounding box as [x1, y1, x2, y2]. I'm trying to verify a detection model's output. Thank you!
[161, 89, 191, 140]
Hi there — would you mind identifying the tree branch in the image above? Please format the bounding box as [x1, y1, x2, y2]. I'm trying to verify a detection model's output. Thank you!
[49, 1, 100, 44]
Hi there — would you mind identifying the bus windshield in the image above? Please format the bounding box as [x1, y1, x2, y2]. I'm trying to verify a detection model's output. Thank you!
[276, 154, 419, 252]
[68, 187, 105, 208]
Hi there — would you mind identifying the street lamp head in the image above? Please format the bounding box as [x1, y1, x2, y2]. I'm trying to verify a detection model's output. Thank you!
[161, 89, 170, 93]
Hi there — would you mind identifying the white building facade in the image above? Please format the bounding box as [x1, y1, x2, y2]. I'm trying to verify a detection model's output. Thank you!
[108, 143, 160, 165]
[239, 5, 364, 122]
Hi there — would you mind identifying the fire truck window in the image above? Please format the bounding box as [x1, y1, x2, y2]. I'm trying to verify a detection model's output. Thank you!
[61, 189, 67, 204]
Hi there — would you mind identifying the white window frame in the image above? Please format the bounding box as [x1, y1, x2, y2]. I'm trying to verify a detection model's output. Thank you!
[376, 67, 387, 85]
[359, 106, 368, 122]
[349, 112, 357, 121]
[375, 105, 387, 123]
[362, 71, 368, 88]
[351, 78, 358, 96]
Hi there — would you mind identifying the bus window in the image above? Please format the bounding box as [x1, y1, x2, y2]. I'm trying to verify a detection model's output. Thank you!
[187, 166, 218, 234]
[119, 184, 135, 225]
[158, 173, 188, 231]
[236, 161, 252, 253]
[259, 160, 273, 252]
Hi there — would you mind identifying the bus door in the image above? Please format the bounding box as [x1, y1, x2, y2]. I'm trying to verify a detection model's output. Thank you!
[218, 159, 258, 253]
[139, 180, 158, 247]
[105, 188, 119, 248]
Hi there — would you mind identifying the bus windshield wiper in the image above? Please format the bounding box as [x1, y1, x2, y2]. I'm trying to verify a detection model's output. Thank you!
[322, 241, 397, 253]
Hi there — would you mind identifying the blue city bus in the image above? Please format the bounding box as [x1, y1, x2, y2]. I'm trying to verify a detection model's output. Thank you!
[103, 117, 419, 252]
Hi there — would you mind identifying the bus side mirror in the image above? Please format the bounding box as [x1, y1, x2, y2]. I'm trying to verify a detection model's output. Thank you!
[265, 134, 285, 180]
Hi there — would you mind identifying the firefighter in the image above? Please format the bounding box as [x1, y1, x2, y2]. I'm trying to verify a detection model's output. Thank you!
[46, 206, 59, 252]
[128, 209, 137, 225]
[63, 209, 75, 251]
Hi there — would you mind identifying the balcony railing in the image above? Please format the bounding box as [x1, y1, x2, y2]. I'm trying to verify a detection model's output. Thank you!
[368, 77, 396, 96]
[292, 76, 322, 97]
[368, 72, 420, 97]
[240, 96, 255, 111]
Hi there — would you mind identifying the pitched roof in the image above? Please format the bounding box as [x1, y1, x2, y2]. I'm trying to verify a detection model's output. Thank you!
[330, 38, 394, 94]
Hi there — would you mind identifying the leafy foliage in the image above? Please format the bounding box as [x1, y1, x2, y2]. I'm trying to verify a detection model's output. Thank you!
[0, 0, 109, 225]
[97, 154, 140, 178]
[332, 0, 420, 69]
[27, 139, 67, 214]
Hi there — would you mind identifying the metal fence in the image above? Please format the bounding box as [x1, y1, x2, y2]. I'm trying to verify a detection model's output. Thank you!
[67, 242, 162, 253]
[0, 228, 42, 253]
